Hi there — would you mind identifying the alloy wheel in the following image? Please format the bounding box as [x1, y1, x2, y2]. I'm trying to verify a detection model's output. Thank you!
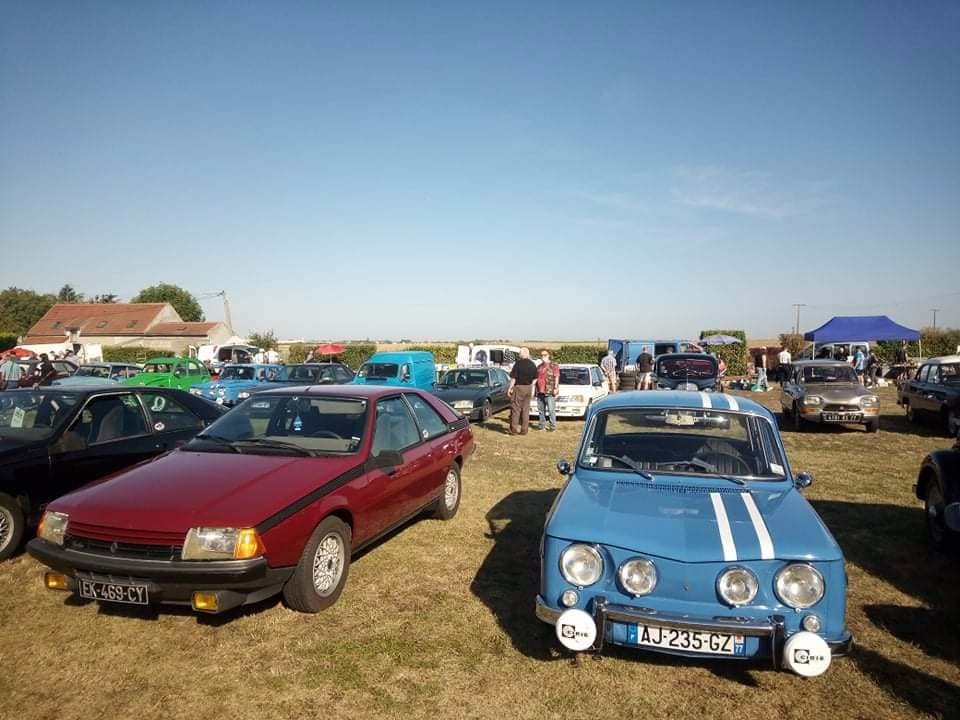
[312, 532, 346, 597]
[444, 467, 460, 510]
[0, 507, 11, 553]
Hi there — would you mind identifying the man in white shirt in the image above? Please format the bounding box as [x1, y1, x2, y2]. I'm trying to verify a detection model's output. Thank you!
[777, 347, 792, 383]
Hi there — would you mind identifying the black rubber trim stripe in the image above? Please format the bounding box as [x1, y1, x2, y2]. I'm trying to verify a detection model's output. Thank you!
[256, 462, 367, 533]
[448, 417, 469, 431]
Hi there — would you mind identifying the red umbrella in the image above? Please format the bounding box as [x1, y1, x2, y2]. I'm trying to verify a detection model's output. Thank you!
[314, 342, 346, 355]
[8, 347, 34, 357]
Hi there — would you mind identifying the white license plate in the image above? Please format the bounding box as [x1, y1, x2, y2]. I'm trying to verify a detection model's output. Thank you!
[823, 412, 861, 422]
[78, 579, 149, 605]
[628, 623, 746, 656]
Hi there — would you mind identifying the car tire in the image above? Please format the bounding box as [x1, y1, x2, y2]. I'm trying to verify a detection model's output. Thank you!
[865, 418, 879, 433]
[905, 401, 916, 423]
[924, 484, 958, 553]
[282, 516, 352, 613]
[480, 400, 492, 423]
[433, 463, 461, 521]
[945, 409, 959, 438]
[0, 493, 25, 562]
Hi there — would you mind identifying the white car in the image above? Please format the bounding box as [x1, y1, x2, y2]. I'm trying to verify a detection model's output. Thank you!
[529, 363, 609, 419]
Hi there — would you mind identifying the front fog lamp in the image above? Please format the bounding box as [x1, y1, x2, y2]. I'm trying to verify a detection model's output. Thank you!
[618, 557, 658, 596]
[182, 527, 264, 560]
[775, 563, 824, 609]
[37, 511, 69, 546]
[860, 395, 878, 408]
[717, 566, 758, 606]
[559, 544, 603, 587]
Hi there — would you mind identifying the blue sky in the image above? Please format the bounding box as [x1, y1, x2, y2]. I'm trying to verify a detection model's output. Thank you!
[1, 1, 958, 340]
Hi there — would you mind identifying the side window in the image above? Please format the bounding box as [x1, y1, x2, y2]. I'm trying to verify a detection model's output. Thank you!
[66, 394, 148, 445]
[592, 368, 603, 384]
[337, 367, 354, 382]
[188, 362, 203, 376]
[928, 367, 940, 385]
[141, 392, 204, 433]
[399, 363, 412, 382]
[371, 397, 421, 455]
[918, 365, 930, 383]
[405, 394, 448, 440]
[496, 369, 510, 386]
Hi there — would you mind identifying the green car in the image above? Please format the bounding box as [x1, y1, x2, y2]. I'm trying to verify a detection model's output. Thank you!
[124, 357, 210, 391]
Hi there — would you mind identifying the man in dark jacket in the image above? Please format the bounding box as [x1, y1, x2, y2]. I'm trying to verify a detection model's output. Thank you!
[507, 348, 538, 435]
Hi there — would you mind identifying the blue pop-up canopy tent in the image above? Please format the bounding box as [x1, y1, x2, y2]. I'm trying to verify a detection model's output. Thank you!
[803, 315, 920, 343]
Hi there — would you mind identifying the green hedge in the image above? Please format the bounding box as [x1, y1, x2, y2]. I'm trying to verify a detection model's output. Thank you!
[288, 342, 379, 369]
[699, 329, 748, 375]
[102, 346, 175, 363]
[552, 344, 607, 364]
[876, 327, 960, 363]
[0, 333, 17, 352]
[405, 344, 458, 364]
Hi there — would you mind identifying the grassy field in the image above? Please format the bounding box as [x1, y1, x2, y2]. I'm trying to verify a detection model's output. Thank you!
[1, 386, 958, 719]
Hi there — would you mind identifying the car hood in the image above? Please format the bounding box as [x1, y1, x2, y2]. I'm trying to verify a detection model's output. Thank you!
[546, 470, 842, 563]
[803, 383, 874, 401]
[125, 374, 172, 387]
[49, 450, 365, 534]
[53, 377, 118, 386]
[432, 386, 487, 402]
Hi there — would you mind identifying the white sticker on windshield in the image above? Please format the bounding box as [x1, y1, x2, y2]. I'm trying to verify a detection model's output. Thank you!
[11, 406, 25, 428]
[770, 463, 785, 476]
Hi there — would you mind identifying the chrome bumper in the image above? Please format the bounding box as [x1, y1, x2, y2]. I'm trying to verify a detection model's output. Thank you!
[536, 595, 852, 663]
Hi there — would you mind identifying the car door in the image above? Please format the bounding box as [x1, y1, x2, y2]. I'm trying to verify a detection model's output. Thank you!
[367, 396, 434, 530]
[402, 392, 456, 507]
[138, 391, 209, 450]
[908, 365, 932, 413]
[487, 369, 506, 410]
[49, 392, 157, 493]
[781, 367, 800, 412]
[924, 366, 946, 414]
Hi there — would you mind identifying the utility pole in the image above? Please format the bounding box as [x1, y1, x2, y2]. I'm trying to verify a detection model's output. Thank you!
[792, 304, 807, 336]
[931, 308, 940, 329]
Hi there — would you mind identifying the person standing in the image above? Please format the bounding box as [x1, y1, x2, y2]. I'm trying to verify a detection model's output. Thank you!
[535, 351, 560, 431]
[754, 347, 769, 391]
[637, 348, 654, 390]
[853, 346, 866, 385]
[507, 348, 538, 435]
[0, 353, 20, 390]
[777, 346, 792, 383]
[600, 350, 618, 393]
[36, 353, 57, 386]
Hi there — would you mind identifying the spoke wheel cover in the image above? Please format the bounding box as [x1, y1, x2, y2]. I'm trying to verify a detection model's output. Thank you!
[0, 506, 12, 553]
[312, 532, 346, 596]
[444, 468, 460, 510]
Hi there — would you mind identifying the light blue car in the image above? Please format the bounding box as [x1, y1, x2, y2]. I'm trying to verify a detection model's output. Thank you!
[537, 391, 851, 677]
[352, 351, 436, 391]
[52, 363, 142, 386]
[189, 363, 283, 407]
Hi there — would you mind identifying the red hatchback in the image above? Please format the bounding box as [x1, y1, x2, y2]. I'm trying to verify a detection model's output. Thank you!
[28, 386, 473, 614]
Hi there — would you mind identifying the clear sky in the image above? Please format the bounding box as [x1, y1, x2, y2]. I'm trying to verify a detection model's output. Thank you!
[2, 1, 958, 340]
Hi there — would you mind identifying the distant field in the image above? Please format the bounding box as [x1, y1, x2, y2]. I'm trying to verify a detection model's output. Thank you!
[1, 386, 957, 719]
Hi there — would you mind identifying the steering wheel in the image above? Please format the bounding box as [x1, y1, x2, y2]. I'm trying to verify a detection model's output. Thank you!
[310, 430, 343, 439]
[694, 452, 753, 476]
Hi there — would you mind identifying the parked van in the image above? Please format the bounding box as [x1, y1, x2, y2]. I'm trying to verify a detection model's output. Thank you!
[353, 351, 436, 391]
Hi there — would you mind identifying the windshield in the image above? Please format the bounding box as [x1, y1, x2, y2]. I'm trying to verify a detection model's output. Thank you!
[143, 363, 172, 374]
[439, 370, 488, 387]
[656, 357, 718, 379]
[219, 366, 256, 381]
[560, 368, 590, 385]
[0, 391, 81, 442]
[76, 366, 111, 379]
[579, 408, 786, 480]
[191, 395, 368, 455]
[802, 365, 858, 384]
[358, 362, 398, 379]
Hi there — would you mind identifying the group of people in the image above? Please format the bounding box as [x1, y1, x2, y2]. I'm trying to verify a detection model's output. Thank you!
[504, 348, 557, 434]
[0, 352, 57, 390]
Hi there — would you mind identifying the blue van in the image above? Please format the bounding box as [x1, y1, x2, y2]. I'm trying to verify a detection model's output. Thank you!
[352, 351, 436, 391]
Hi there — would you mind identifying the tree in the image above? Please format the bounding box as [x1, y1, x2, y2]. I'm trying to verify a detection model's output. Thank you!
[57, 284, 83, 303]
[91, 293, 119, 304]
[0, 287, 57, 335]
[248, 330, 278, 351]
[131, 283, 204, 321]
[778, 332, 805, 355]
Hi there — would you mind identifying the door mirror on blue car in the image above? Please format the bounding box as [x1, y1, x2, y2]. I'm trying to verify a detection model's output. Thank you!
[795, 471, 813, 489]
[557, 459, 572, 476]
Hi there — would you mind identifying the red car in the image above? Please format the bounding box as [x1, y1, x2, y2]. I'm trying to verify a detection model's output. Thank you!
[27, 385, 473, 614]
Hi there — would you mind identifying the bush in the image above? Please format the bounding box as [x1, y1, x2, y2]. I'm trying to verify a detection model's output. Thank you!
[339, 343, 378, 369]
[552, 345, 607, 364]
[778, 333, 805, 355]
[699, 329, 748, 376]
[102, 346, 175, 363]
[405, 345, 459, 364]
[873, 327, 959, 363]
[0, 333, 17, 352]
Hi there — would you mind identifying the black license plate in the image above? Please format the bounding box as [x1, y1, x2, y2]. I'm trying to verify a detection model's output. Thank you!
[78, 578, 149, 605]
[823, 412, 861, 422]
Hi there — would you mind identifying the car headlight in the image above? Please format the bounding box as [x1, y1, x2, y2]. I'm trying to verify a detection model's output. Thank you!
[37, 511, 69, 546]
[217, 388, 226, 396]
[775, 563, 824, 609]
[237, 391, 251, 399]
[452, 400, 475, 410]
[860, 395, 878, 408]
[618, 557, 657, 596]
[560, 543, 603, 587]
[803, 396, 822, 406]
[717, 566, 759, 606]
[182, 527, 264, 560]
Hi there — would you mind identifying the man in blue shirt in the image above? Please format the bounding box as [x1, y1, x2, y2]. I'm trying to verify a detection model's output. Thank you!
[853, 347, 866, 385]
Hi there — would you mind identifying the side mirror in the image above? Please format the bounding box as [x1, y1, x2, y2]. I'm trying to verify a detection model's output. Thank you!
[173, 368, 183, 377]
[795, 471, 813, 489]
[557, 459, 572, 476]
[370, 449, 403, 471]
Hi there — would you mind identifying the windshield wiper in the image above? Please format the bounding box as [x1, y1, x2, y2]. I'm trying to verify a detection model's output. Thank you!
[234, 438, 316, 456]
[653, 458, 746, 485]
[590, 453, 655, 480]
[192, 433, 242, 453]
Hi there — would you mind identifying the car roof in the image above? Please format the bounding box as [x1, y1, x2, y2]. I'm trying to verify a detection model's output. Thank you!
[144, 356, 196, 363]
[257, 384, 417, 399]
[656, 353, 714, 360]
[791, 359, 855, 367]
[365, 351, 434, 362]
[222, 363, 282, 369]
[592, 389, 773, 418]
[925, 355, 960, 365]
[559, 363, 599, 368]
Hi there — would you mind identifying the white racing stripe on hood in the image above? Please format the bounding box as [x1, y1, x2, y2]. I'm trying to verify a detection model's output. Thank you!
[699, 392, 713, 409]
[742, 493, 775, 559]
[725, 394, 739, 411]
[710, 492, 737, 561]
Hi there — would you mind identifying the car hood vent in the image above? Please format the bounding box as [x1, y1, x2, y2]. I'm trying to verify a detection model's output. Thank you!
[614, 480, 745, 495]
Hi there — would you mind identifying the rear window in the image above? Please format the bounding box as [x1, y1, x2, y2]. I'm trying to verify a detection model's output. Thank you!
[656, 357, 717, 379]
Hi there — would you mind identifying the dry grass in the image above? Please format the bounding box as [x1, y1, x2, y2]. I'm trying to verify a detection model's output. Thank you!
[1, 386, 958, 719]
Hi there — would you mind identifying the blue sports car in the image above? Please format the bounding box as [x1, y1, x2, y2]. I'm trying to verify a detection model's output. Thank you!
[537, 391, 851, 677]
[189, 363, 283, 407]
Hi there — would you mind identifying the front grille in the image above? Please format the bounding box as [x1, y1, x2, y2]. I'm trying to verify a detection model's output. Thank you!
[823, 404, 860, 412]
[64, 534, 182, 561]
[615, 480, 744, 495]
